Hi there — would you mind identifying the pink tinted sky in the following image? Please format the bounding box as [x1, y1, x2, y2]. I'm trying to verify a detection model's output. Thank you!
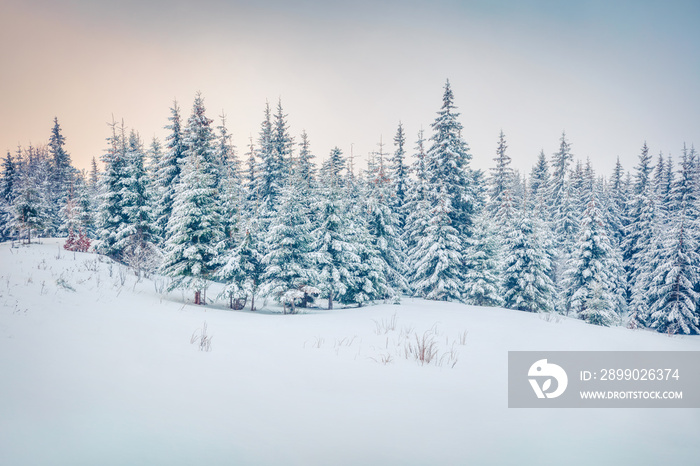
[1, 0, 698, 176]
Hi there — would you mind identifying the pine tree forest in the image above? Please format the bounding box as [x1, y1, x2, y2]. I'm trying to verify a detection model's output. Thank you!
[2, 81, 699, 333]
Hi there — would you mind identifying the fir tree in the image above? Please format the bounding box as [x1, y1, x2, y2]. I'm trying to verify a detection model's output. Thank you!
[13, 163, 46, 244]
[257, 101, 282, 208]
[74, 174, 95, 238]
[411, 129, 428, 201]
[161, 146, 225, 304]
[626, 192, 659, 327]
[608, 157, 628, 246]
[623, 143, 657, 304]
[548, 132, 573, 222]
[47, 117, 77, 234]
[217, 223, 265, 311]
[216, 112, 239, 183]
[88, 156, 100, 195]
[408, 80, 476, 300]
[364, 179, 409, 297]
[564, 195, 618, 326]
[260, 180, 318, 313]
[115, 131, 157, 270]
[502, 214, 555, 313]
[296, 130, 317, 188]
[647, 190, 699, 334]
[661, 155, 675, 212]
[409, 186, 465, 301]
[425, 80, 476, 238]
[344, 202, 391, 306]
[550, 149, 579, 254]
[95, 120, 129, 257]
[161, 96, 224, 304]
[183, 93, 219, 184]
[216, 114, 241, 247]
[462, 215, 503, 307]
[389, 122, 410, 227]
[1, 150, 17, 203]
[154, 101, 186, 242]
[310, 186, 360, 309]
[245, 137, 259, 205]
[489, 130, 514, 221]
[403, 130, 430, 263]
[271, 99, 294, 181]
[0, 151, 16, 241]
[653, 152, 666, 201]
[529, 150, 550, 216]
[325, 147, 346, 185]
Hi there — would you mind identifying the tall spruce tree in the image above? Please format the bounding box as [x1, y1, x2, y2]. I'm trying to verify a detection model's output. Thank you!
[489, 130, 515, 220]
[257, 101, 281, 208]
[115, 131, 157, 269]
[529, 150, 550, 217]
[296, 130, 317, 188]
[0, 150, 17, 240]
[462, 214, 503, 307]
[623, 143, 656, 305]
[217, 221, 265, 311]
[271, 99, 293, 182]
[564, 195, 618, 326]
[1, 150, 17, 203]
[245, 137, 259, 205]
[364, 176, 409, 297]
[154, 101, 186, 243]
[502, 213, 555, 313]
[260, 179, 318, 312]
[389, 122, 410, 228]
[425, 80, 476, 238]
[95, 120, 129, 257]
[161, 94, 224, 304]
[647, 154, 699, 334]
[409, 184, 465, 301]
[310, 185, 360, 309]
[12, 161, 46, 244]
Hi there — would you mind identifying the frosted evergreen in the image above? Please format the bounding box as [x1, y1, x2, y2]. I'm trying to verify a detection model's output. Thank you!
[564, 196, 618, 326]
[160, 96, 224, 302]
[153, 101, 186, 242]
[310, 186, 360, 309]
[217, 222, 265, 311]
[389, 122, 410, 227]
[409, 187, 465, 302]
[502, 214, 555, 313]
[462, 215, 503, 307]
[260, 180, 318, 312]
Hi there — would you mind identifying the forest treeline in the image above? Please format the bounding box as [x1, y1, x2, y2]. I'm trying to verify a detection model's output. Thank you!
[1, 81, 698, 333]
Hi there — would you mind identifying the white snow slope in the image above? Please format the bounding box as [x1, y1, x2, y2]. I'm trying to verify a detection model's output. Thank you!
[1, 240, 699, 466]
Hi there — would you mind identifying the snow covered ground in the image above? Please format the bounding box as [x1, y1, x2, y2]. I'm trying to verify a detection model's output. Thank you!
[1, 239, 699, 465]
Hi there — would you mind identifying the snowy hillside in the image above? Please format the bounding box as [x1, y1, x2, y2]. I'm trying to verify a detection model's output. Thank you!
[1, 240, 699, 466]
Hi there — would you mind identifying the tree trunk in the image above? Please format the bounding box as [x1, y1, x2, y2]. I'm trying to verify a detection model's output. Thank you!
[328, 294, 333, 310]
[251, 293, 255, 311]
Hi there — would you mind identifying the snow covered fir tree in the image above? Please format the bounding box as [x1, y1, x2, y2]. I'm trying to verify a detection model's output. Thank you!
[1, 83, 699, 334]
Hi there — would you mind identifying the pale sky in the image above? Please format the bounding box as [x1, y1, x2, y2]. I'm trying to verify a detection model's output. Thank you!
[1, 0, 699, 177]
